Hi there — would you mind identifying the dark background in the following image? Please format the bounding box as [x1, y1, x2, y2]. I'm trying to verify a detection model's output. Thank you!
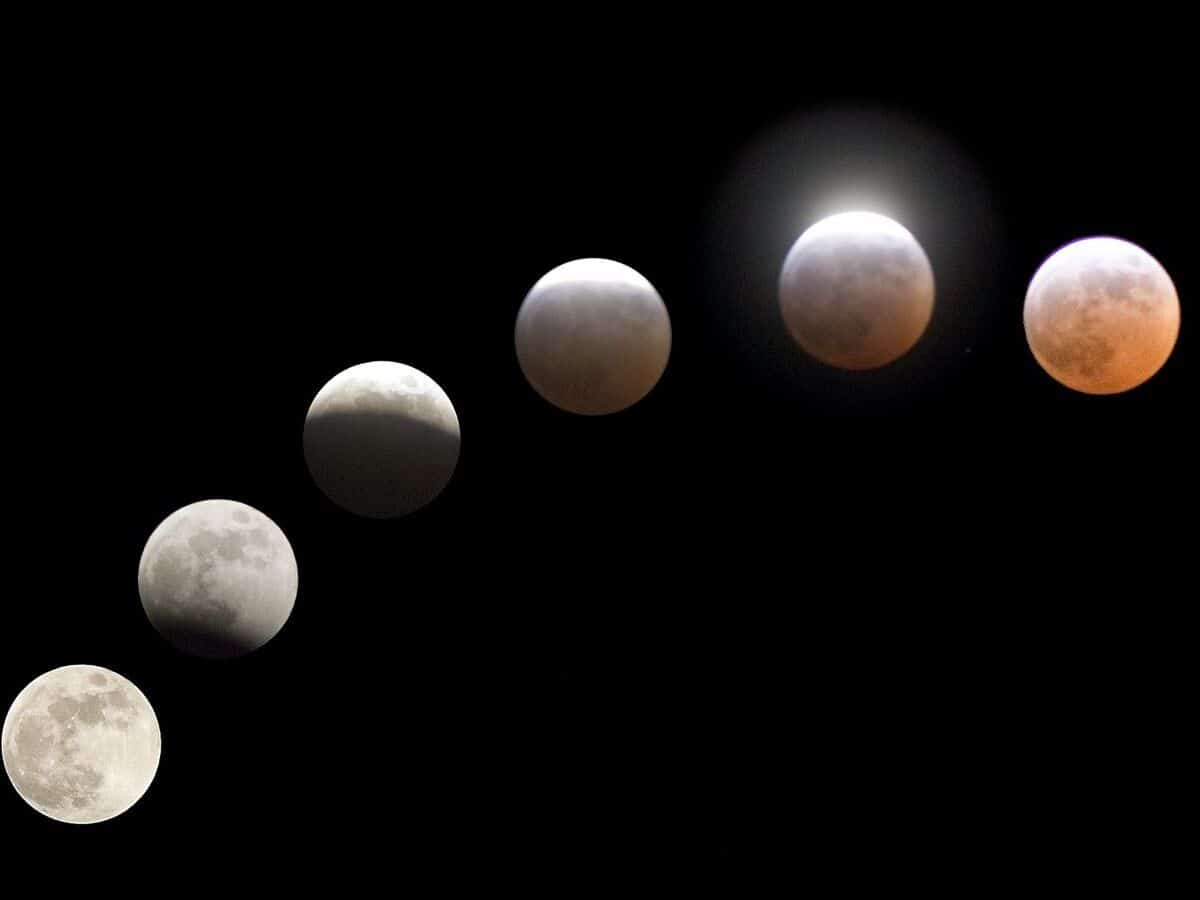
[5, 12, 1193, 884]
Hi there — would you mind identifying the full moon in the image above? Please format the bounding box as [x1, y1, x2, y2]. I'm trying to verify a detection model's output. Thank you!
[3, 665, 160, 824]
[778, 211, 936, 369]
[515, 258, 672, 415]
[304, 361, 461, 518]
[138, 499, 298, 658]
[1023, 237, 1180, 394]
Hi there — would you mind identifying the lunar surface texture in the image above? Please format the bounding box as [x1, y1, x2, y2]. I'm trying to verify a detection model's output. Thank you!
[138, 499, 298, 658]
[304, 361, 461, 518]
[778, 211, 935, 369]
[515, 258, 672, 415]
[1023, 237, 1180, 394]
[3, 665, 160, 824]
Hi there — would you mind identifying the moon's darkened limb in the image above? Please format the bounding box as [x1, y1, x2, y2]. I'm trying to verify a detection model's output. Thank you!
[515, 258, 672, 415]
[138, 500, 298, 658]
[3, 665, 161, 824]
[303, 361, 461, 519]
[778, 211, 935, 370]
[1023, 237, 1180, 395]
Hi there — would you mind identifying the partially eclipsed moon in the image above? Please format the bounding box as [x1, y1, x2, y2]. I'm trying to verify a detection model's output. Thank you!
[778, 211, 936, 370]
[138, 499, 298, 658]
[515, 258, 672, 415]
[1023, 237, 1180, 394]
[3, 665, 161, 824]
[304, 361, 461, 518]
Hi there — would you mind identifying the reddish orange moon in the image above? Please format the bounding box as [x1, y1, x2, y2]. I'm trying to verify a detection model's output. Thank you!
[1024, 238, 1180, 395]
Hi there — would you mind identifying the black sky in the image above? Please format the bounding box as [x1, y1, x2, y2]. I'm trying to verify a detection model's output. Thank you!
[5, 13, 1193, 885]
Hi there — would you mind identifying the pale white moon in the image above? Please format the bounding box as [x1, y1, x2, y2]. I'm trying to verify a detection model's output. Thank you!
[778, 211, 935, 370]
[138, 499, 298, 658]
[303, 361, 461, 519]
[1023, 237, 1180, 394]
[3, 665, 160, 824]
[515, 258, 672, 415]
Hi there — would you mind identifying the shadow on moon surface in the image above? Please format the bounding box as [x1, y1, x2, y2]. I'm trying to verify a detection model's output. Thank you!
[303, 410, 460, 519]
[151, 617, 269, 660]
[138, 501, 297, 660]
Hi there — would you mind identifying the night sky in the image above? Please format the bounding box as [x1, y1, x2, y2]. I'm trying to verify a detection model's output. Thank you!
[6, 14, 1192, 884]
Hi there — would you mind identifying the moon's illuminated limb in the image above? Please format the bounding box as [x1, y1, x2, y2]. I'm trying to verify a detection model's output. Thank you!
[1023, 237, 1180, 394]
[778, 211, 935, 370]
[304, 361, 461, 518]
[3, 665, 160, 824]
[138, 500, 298, 658]
[515, 258, 672, 415]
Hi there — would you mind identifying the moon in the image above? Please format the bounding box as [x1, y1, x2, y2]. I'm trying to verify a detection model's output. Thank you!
[778, 211, 935, 369]
[515, 258, 672, 415]
[3, 665, 160, 824]
[303, 361, 461, 518]
[138, 499, 298, 658]
[1023, 237, 1180, 394]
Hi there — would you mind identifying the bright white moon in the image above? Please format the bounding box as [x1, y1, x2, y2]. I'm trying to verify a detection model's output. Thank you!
[778, 211, 935, 369]
[304, 361, 461, 518]
[1023, 237, 1180, 394]
[3, 665, 160, 824]
[138, 499, 298, 658]
[515, 258, 672, 415]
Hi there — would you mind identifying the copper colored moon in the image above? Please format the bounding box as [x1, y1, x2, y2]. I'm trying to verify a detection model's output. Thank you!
[778, 211, 935, 370]
[515, 258, 672, 415]
[1023, 237, 1180, 394]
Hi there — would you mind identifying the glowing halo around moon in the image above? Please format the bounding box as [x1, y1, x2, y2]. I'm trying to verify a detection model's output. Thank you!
[1023, 237, 1180, 394]
[778, 211, 935, 370]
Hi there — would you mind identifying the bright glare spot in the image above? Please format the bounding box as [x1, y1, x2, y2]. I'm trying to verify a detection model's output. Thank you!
[803, 210, 916, 243]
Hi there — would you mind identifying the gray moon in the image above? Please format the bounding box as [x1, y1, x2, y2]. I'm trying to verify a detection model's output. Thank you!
[515, 258, 672, 415]
[3, 665, 160, 824]
[138, 499, 298, 658]
[778, 211, 935, 370]
[1023, 237, 1180, 394]
[303, 361, 461, 518]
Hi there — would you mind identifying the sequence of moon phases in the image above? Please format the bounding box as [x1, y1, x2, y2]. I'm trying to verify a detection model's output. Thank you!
[3, 665, 160, 824]
[3, 218, 1185, 829]
[304, 361, 461, 518]
[779, 211, 936, 370]
[138, 500, 298, 658]
[515, 258, 672, 415]
[1023, 237, 1181, 394]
